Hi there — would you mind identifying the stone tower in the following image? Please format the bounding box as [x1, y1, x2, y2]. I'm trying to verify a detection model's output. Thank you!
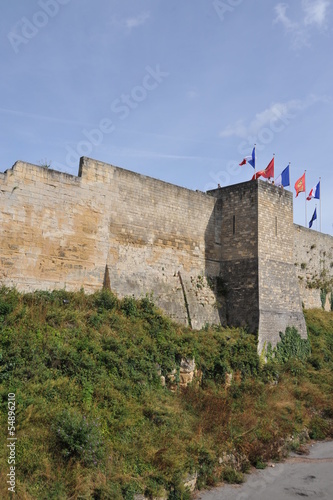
[208, 180, 307, 352]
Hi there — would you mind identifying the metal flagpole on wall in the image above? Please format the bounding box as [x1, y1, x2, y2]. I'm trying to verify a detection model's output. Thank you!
[319, 176, 322, 232]
[288, 161, 291, 191]
[254, 143, 256, 176]
[305, 170, 307, 227]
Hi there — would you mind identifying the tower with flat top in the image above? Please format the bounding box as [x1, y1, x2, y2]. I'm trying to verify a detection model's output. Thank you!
[208, 181, 307, 351]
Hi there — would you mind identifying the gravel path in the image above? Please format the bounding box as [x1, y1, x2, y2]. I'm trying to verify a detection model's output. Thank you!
[195, 441, 333, 500]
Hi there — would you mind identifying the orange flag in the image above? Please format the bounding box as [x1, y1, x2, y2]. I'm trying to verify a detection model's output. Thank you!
[294, 173, 305, 197]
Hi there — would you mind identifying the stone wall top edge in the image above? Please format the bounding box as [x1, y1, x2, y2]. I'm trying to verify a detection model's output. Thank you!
[1, 160, 80, 183]
[1, 156, 218, 205]
[207, 179, 258, 197]
[257, 180, 293, 200]
[80, 157, 216, 202]
[294, 224, 333, 241]
[207, 179, 292, 201]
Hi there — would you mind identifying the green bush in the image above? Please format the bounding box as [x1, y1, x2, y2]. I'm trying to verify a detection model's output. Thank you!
[93, 289, 118, 311]
[260, 362, 280, 383]
[54, 409, 105, 466]
[221, 467, 244, 484]
[0, 287, 19, 317]
[121, 296, 138, 317]
[196, 449, 217, 489]
[282, 358, 306, 377]
[0, 300, 12, 317]
[254, 460, 267, 470]
[139, 294, 155, 315]
[309, 416, 330, 440]
[267, 327, 311, 363]
[230, 335, 259, 376]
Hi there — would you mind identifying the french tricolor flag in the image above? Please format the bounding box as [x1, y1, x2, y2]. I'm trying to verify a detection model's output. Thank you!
[275, 165, 290, 188]
[307, 181, 320, 201]
[239, 147, 255, 169]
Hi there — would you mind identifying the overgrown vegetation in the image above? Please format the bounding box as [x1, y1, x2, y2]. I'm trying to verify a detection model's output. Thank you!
[0, 287, 332, 499]
[38, 158, 52, 169]
[266, 327, 311, 363]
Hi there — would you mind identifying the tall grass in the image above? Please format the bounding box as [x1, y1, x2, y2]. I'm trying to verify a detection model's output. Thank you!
[0, 287, 332, 499]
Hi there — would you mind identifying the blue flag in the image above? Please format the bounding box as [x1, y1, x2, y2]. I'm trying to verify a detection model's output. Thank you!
[309, 208, 317, 228]
[248, 147, 256, 169]
[275, 165, 290, 187]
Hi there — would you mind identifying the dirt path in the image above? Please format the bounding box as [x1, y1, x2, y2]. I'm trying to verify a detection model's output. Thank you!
[195, 441, 333, 500]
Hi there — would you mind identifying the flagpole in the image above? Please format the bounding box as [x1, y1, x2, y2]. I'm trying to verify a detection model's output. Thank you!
[305, 170, 307, 227]
[288, 162, 291, 191]
[319, 176, 322, 232]
[254, 143, 256, 176]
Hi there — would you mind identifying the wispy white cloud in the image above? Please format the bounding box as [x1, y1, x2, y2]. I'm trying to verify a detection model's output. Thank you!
[219, 120, 248, 139]
[274, 1, 330, 49]
[274, 3, 298, 30]
[220, 96, 327, 139]
[125, 12, 150, 30]
[303, 0, 330, 26]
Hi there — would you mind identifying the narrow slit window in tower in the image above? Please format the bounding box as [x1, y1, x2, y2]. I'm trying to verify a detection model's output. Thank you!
[275, 216, 278, 236]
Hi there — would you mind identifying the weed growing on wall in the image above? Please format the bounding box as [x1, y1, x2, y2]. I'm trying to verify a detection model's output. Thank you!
[321, 288, 327, 309]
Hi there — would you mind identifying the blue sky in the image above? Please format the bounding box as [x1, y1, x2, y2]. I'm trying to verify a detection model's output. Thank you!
[1, 0, 332, 234]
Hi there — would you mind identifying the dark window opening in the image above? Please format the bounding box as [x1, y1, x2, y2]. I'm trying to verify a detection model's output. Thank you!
[275, 216, 278, 236]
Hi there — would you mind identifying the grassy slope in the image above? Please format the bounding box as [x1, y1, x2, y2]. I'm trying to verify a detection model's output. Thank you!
[0, 287, 332, 499]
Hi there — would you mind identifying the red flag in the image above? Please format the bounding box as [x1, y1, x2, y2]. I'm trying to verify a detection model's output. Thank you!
[252, 158, 274, 180]
[252, 169, 265, 180]
[294, 173, 305, 197]
[239, 156, 251, 166]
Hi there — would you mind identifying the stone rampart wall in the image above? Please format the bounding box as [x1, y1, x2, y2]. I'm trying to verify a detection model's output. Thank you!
[294, 225, 333, 310]
[1, 157, 333, 346]
[0, 158, 221, 328]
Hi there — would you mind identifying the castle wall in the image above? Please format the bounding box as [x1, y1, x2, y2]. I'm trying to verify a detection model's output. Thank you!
[1, 156, 332, 346]
[257, 183, 307, 351]
[0, 158, 222, 329]
[294, 225, 333, 310]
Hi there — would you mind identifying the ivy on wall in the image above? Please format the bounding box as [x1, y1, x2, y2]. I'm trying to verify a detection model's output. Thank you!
[320, 289, 327, 310]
